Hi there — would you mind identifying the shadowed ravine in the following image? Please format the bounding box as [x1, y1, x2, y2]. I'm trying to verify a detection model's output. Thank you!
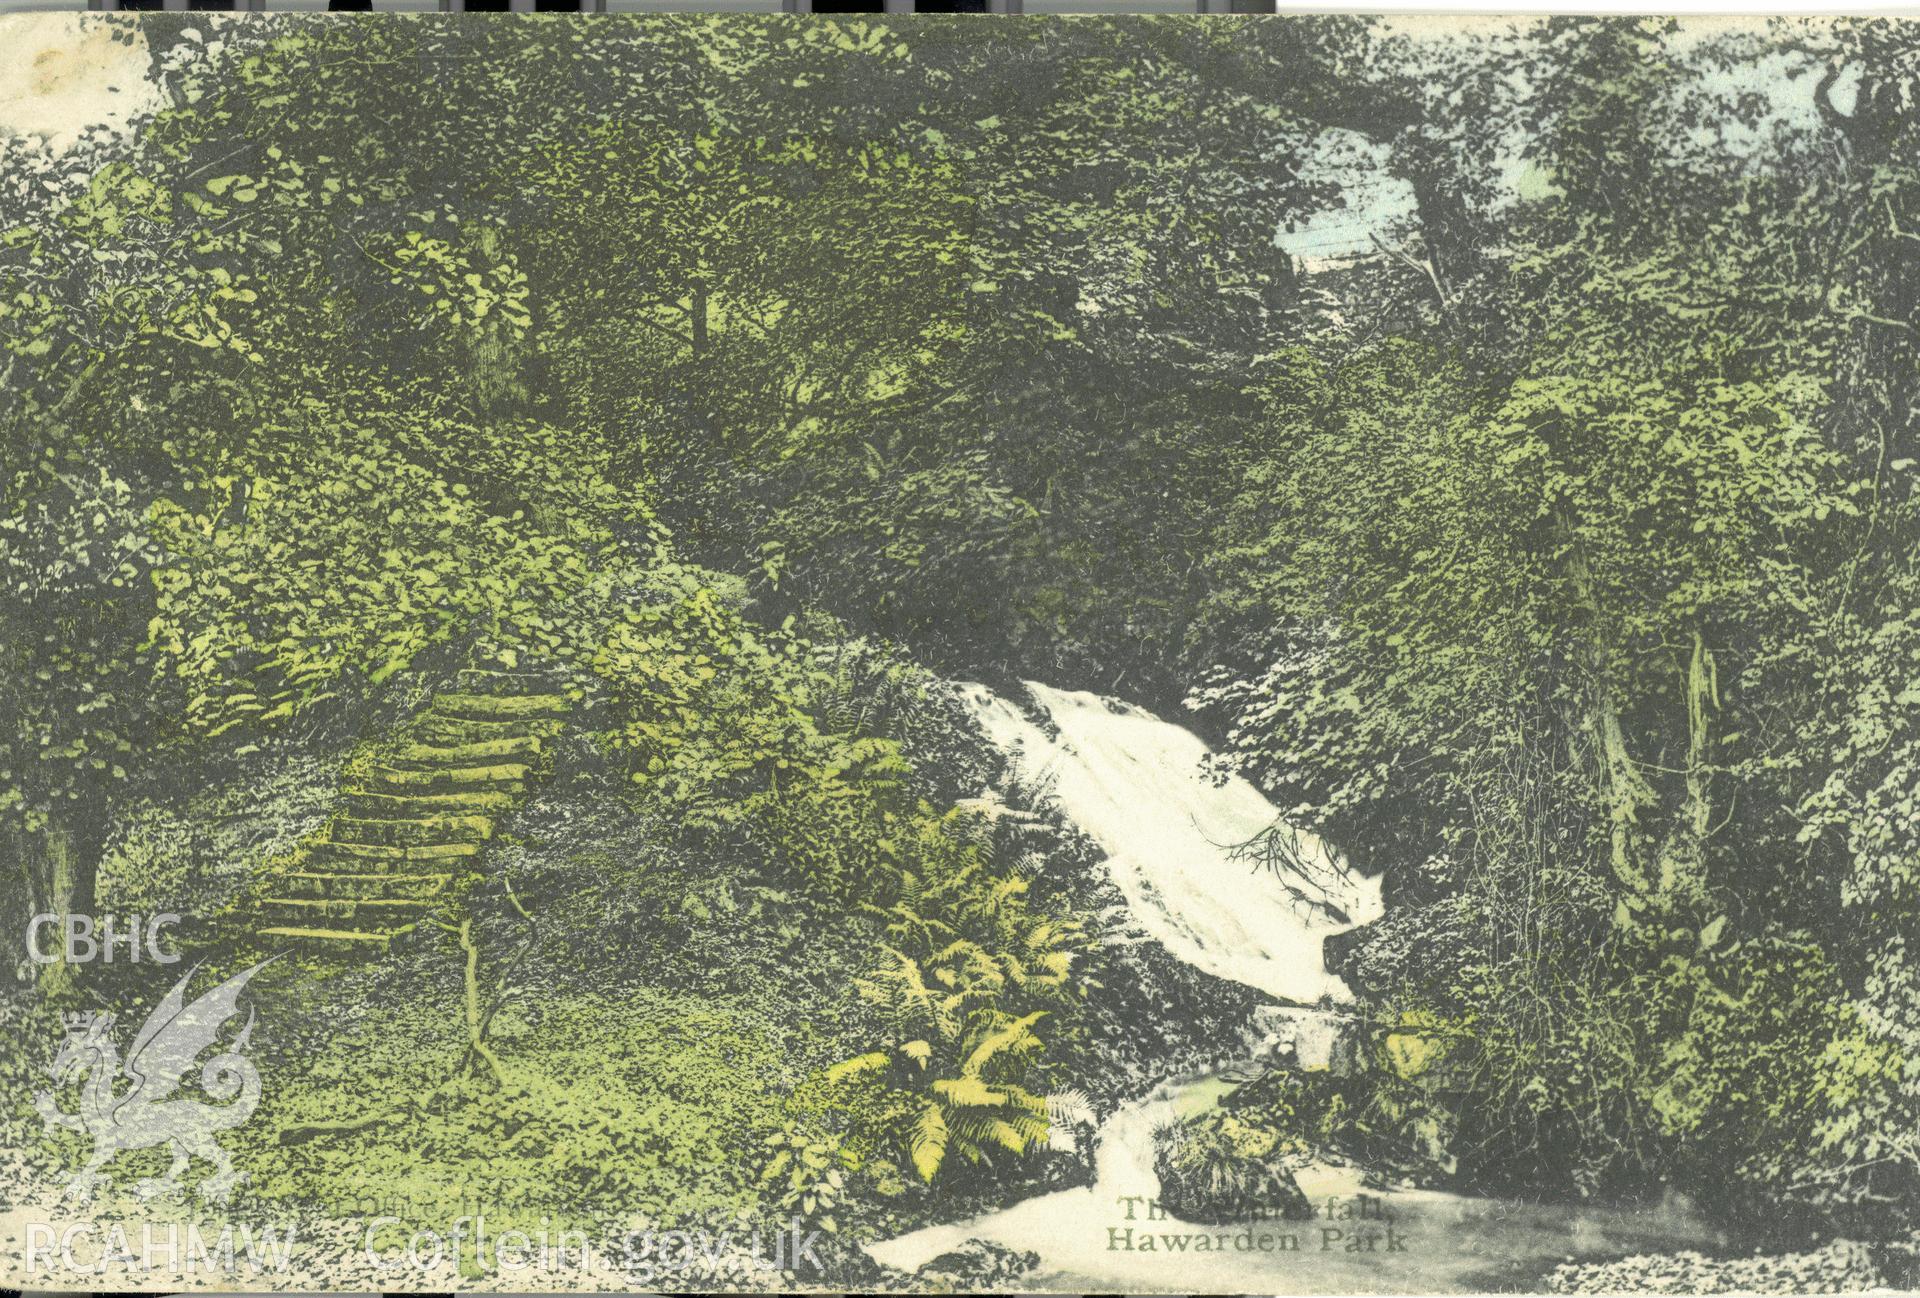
[868, 683, 1728, 1293]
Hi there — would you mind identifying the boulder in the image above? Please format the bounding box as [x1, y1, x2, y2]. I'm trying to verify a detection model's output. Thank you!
[1152, 1108, 1314, 1226]
[1153, 1139, 1311, 1224]
[1242, 1004, 1366, 1076]
[914, 1238, 1041, 1292]
[1323, 924, 1374, 986]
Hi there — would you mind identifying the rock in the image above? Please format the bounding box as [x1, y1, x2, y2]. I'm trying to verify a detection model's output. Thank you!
[1152, 1133, 1311, 1225]
[1545, 1238, 1883, 1294]
[1039, 1119, 1098, 1189]
[807, 1229, 900, 1289]
[913, 1238, 1041, 1292]
[1242, 1004, 1366, 1075]
[1323, 924, 1373, 985]
[1383, 1009, 1451, 1080]
[1327, 901, 1472, 1003]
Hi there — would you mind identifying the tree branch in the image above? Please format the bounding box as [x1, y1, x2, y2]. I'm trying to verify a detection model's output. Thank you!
[1812, 59, 1855, 142]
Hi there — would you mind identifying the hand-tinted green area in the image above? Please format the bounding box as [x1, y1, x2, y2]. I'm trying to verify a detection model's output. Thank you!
[2, 11, 1917, 1266]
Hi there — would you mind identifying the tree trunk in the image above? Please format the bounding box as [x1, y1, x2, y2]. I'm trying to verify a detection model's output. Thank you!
[1656, 626, 1716, 906]
[32, 811, 99, 1000]
[464, 224, 528, 419]
[1587, 677, 1657, 897]
[1560, 518, 1658, 895]
[690, 282, 709, 357]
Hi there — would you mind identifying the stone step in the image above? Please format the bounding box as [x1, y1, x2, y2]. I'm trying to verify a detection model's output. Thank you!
[258, 925, 392, 947]
[387, 736, 543, 770]
[281, 871, 453, 901]
[329, 814, 493, 847]
[410, 713, 555, 747]
[362, 762, 530, 792]
[309, 840, 484, 868]
[434, 692, 572, 721]
[341, 789, 515, 819]
[261, 896, 432, 926]
[455, 667, 566, 692]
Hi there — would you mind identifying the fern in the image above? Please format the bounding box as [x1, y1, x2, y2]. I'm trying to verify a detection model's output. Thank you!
[961, 1113, 1044, 1157]
[932, 1076, 1006, 1107]
[833, 788, 1093, 1184]
[856, 944, 960, 1040]
[910, 1102, 949, 1183]
[984, 875, 1029, 917]
[962, 1009, 1046, 1076]
[1047, 1087, 1096, 1130]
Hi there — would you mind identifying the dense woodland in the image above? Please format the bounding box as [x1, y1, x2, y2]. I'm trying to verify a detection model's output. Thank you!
[4, 12, 1920, 1272]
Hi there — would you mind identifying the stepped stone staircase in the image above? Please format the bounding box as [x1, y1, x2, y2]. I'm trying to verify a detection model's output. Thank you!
[246, 667, 570, 953]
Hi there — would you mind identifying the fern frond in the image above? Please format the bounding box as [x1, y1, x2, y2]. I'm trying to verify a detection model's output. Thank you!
[932, 1076, 1006, 1107]
[826, 1051, 890, 1082]
[999, 1082, 1050, 1117]
[910, 1102, 949, 1183]
[961, 1010, 1047, 1077]
[949, 1111, 1046, 1157]
[930, 938, 989, 966]
[1030, 950, 1075, 987]
[1010, 849, 1049, 878]
[986, 875, 1029, 914]
[1047, 1087, 1097, 1129]
[979, 1117, 1035, 1155]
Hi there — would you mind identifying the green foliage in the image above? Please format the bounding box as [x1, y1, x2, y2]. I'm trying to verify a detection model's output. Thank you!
[1174, 20, 1920, 1232]
[0, 462, 153, 829]
[248, 988, 786, 1233]
[756, 1125, 856, 1234]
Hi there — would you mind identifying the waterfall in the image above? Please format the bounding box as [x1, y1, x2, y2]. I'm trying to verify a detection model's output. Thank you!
[956, 681, 1381, 1006]
[870, 683, 1727, 1290]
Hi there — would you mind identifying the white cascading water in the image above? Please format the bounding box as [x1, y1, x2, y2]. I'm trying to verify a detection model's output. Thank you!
[956, 681, 1381, 1006]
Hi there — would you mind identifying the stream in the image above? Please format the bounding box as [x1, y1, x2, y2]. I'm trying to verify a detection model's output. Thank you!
[866, 682, 1729, 1293]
